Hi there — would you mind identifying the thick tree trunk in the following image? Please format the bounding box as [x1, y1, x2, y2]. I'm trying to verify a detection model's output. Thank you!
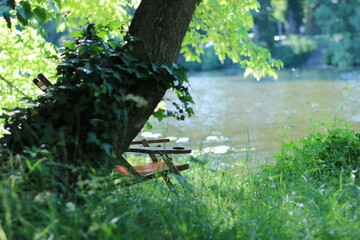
[118, 0, 198, 152]
[128, 0, 198, 63]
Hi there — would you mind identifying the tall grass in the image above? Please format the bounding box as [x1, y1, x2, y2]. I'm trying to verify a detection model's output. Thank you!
[1, 119, 359, 239]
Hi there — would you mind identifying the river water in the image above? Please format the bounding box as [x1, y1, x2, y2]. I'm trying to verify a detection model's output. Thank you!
[139, 68, 360, 169]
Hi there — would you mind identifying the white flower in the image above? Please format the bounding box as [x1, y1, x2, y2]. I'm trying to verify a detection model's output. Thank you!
[66, 202, 76, 212]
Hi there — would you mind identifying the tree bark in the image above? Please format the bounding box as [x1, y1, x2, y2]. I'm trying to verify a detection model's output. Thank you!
[128, 0, 198, 63]
[117, 0, 198, 152]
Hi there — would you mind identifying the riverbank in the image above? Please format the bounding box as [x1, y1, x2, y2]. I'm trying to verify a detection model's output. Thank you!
[1, 119, 359, 239]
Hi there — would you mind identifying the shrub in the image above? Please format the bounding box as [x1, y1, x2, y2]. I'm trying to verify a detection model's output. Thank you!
[259, 119, 360, 187]
[272, 35, 318, 68]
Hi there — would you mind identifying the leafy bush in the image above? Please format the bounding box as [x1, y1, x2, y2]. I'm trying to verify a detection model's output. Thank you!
[260, 119, 360, 187]
[272, 35, 318, 67]
[323, 33, 360, 67]
[314, 0, 360, 67]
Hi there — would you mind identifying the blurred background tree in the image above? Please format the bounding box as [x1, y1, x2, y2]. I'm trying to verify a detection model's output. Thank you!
[182, 0, 359, 70]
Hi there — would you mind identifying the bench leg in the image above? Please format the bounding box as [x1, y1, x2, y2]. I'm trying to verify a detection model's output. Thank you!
[162, 155, 189, 188]
[161, 173, 176, 190]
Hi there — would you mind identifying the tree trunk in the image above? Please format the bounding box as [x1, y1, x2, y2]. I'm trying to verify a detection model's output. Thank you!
[117, 0, 198, 152]
[287, 0, 300, 34]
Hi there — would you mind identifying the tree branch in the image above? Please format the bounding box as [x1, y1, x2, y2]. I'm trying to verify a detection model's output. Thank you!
[0, 74, 29, 98]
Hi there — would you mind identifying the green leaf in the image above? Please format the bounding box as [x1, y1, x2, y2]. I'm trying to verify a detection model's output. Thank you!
[33, 6, 47, 22]
[101, 143, 112, 156]
[107, 20, 120, 31]
[87, 132, 100, 145]
[97, 30, 108, 40]
[63, 41, 76, 50]
[3, 12, 11, 28]
[21, 1, 33, 17]
[16, 7, 28, 25]
[8, 0, 15, 9]
[161, 65, 173, 75]
[78, 67, 92, 75]
[0, 6, 11, 16]
[153, 109, 166, 122]
[187, 107, 194, 116]
[145, 122, 153, 130]
[53, 0, 62, 9]
[70, 30, 83, 37]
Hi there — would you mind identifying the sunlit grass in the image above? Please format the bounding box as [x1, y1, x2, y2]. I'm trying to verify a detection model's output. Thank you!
[0, 119, 359, 239]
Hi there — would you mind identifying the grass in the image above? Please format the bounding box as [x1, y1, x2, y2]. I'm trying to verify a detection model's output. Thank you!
[1, 119, 360, 239]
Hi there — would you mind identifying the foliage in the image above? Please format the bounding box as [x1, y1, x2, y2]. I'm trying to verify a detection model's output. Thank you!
[259, 119, 360, 187]
[249, 0, 360, 67]
[322, 33, 360, 67]
[0, 1, 136, 113]
[0, 0, 135, 30]
[184, 0, 283, 79]
[272, 35, 318, 67]
[307, 0, 360, 67]
[1, 120, 360, 239]
[0, 0, 51, 28]
[0, 25, 192, 189]
[0, 0, 283, 134]
[179, 45, 236, 72]
[270, 0, 287, 23]
[0, 20, 57, 108]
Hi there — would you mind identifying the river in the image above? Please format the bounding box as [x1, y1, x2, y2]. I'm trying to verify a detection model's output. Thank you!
[139, 68, 360, 169]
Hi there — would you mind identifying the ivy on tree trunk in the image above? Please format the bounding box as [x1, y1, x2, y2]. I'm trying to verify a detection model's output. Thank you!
[0, 0, 198, 188]
[119, 0, 198, 152]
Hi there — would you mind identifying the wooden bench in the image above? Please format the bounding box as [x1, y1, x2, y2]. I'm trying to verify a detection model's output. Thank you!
[116, 138, 191, 188]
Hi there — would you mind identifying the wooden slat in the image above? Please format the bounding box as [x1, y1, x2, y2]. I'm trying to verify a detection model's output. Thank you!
[128, 146, 191, 154]
[140, 139, 159, 162]
[131, 139, 170, 145]
[33, 78, 48, 92]
[115, 160, 190, 177]
[37, 73, 53, 87]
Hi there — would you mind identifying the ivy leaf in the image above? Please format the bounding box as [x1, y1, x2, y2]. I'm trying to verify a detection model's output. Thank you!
[97, 30, 108, 40]
[33, 6, 47, 22]
[78, 67, 92, 75]
[16, 1, 33, 26]
[153, 109, 166, 122]
[0, 6, 11, 16]
[145, 122, 153, 130]
[7, 0, 15, 9]
[161, 64, 173, 75]
[151, 63, 159, 72]
[87, 132, 100, 145]
[16, 7, 28, 25]
[3, 12, 11, 28]
[100, 143, 112, 156]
